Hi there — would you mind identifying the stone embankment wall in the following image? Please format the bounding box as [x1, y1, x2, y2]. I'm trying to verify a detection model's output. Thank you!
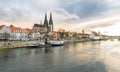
[0, 41, 39, 49]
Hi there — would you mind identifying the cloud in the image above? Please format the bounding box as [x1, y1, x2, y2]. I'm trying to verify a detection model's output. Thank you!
[0, 0, 119, 22]
[52, 8, 79, 23]
[60, 0, 108, 19]
[61, 14, 120, 33]
[93, 22, 120, 35]
[0, 0, 59, 21]
[56, 0, 120, 34]
[0, 0, 61, 28]
[0, 0, 80, 29]
[0, 0, 120, 35]
[0, 0, 107, 22]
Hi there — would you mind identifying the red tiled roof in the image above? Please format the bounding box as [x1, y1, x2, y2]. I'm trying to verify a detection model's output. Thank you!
[8, 25, 22, 32]
[0, 25, 34, 33]
[0, 25, 4, 29]
[92, 31, 100, 36]
[26, 28, 34, 33]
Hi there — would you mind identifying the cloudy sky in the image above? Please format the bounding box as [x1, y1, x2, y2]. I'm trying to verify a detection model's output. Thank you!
[0, 0, 120, 35]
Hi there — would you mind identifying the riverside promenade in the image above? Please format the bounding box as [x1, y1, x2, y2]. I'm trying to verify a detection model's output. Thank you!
[0, 41, 39, 49]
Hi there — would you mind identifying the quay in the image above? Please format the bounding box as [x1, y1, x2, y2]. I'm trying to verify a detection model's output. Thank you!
[0, 41, 39, 49]
[0, 38, 109, 49]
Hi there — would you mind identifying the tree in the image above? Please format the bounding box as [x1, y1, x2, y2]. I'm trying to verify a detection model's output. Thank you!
[73, 32, 78, 40]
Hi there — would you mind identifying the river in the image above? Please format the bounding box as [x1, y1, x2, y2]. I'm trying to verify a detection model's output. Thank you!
[0, 40, 120, 72]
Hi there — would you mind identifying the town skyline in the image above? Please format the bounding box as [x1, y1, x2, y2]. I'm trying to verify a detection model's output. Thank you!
[0, 0, 120, 36]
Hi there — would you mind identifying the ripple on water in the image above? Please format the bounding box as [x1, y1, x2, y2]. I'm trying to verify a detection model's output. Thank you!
[0, 41, 120, 72]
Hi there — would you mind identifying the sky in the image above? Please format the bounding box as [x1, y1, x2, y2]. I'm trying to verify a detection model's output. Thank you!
[0, 0, 120, 36]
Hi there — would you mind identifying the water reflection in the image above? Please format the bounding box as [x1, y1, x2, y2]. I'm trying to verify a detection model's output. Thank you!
[63, 61, 107, 72]
[0, 41, 120, 72]
[0, 49, 22, 60]
[44, 48, 52, 53]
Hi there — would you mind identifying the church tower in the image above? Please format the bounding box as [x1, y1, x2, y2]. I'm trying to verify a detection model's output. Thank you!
[49, 12, 53, 32]
[44, 13, 48, 26]
[44, 13, 49, 32]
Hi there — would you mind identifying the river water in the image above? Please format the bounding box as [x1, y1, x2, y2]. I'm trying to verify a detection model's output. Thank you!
[0, 40, 120, 72]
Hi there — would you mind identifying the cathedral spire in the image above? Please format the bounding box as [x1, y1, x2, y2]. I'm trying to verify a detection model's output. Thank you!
[44, 13, 48, 26]
[49, 12, 54, 32]
[49, 12, 53, 25]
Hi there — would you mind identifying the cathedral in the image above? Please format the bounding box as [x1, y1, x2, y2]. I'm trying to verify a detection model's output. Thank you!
[33, 13, 54, 33]
[33, 13, 54, 39]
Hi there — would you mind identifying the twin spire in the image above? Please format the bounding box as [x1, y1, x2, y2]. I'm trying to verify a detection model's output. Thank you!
[43, 12, 54, 32]
[43, 12, 53, 26]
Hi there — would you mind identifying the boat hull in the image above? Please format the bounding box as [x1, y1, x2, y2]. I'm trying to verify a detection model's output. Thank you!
[48, 40, 64, 46]
[26, 44, 51, 49]
[51, 44, 64, 46]
[26, 45, 39, 48]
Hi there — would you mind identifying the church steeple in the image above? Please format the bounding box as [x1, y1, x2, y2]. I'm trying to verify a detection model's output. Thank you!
[44, 13, 48, 26]
[49, 12, 53, 25]
[49, 12, 54, 32]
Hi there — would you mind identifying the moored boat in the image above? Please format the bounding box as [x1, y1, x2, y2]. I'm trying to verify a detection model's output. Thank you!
[26, 43, 51, 48]
[48, 40, 65, 46]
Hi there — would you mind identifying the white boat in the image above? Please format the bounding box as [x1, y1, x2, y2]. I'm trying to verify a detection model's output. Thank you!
[48, 40, 64, 46]
[39, 42, 45, 45]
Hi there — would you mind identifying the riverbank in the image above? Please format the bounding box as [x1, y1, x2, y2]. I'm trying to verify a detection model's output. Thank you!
[0, 41, 39, 49]
[0, 39, 108, 50]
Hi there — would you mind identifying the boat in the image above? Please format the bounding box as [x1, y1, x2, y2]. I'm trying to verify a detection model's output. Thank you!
[26, 40, 64, 48]
[26, 43, 51, 48]
[26, 44, 39, 48]
[26, 45, 50, 48]
[39, 42, 51, 48]
[48, 40, 65, 46]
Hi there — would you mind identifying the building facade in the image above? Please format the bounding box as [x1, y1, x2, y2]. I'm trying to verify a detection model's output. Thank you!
[0, 25, 11, 40]
[90, 31, 101, 40]
[0, 25, 34, 41]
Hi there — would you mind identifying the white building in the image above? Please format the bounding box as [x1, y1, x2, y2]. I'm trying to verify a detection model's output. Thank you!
[0, 25, 35, 41]
[90, 31, 101, 40]
[0, 25, 11, 40]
